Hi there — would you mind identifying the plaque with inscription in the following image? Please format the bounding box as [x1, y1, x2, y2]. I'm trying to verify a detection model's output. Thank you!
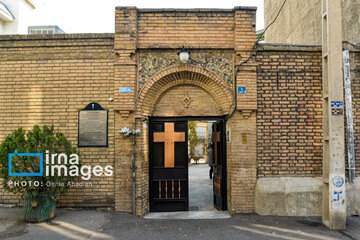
[78, 103, 108, 147]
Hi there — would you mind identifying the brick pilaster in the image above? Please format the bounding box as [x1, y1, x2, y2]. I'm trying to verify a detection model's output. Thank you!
[114, 7, 138, 113]
[234, 8, 257, 111]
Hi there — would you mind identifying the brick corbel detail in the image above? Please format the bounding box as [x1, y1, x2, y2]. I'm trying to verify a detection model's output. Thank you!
[119, 110, 131, 119]
[239, 109, 253, 119]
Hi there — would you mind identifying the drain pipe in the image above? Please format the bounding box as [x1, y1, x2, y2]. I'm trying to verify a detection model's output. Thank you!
[343, 50, 356, 185]
[131, 116, 148, 215]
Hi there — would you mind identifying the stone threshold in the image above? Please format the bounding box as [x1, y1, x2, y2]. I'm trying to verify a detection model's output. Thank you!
[143, 210, 231, 220]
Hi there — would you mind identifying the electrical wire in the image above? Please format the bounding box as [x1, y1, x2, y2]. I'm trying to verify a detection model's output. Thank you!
[343, 40, 360, 48]
[227, 0, 288, 120]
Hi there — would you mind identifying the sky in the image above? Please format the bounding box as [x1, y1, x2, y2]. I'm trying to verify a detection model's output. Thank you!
[32, 0, 264, 34]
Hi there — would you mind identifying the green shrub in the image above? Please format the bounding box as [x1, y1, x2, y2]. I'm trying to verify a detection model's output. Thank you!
[0, 125, 81, 199]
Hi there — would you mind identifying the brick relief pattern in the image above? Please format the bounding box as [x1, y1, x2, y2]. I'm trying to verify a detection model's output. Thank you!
[139, 51, 233, 89]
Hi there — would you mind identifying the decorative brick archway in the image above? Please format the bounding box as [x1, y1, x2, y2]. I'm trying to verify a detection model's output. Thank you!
[113, 7, 259, 216]
[132, 63, 237, 214]
[137, 64, 234, 116]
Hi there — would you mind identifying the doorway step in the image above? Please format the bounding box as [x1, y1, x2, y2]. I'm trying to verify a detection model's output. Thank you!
[143, 210, 230, 219]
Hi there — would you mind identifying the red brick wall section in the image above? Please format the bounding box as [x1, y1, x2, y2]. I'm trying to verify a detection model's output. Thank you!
[256, 45, 323, 177]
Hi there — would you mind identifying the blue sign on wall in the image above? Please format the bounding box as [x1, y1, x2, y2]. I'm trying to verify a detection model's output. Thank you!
[330, 101, 343, 108]
[119, 87, 132, 93]
[237, 86, 246, 94]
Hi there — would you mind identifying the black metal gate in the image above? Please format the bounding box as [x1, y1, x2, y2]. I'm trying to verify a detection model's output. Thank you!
[149, 120, 188, 212]
[149, 117, 227, 212]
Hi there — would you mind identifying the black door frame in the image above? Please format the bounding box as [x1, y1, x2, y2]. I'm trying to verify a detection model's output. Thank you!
[149, 116, 227, 212]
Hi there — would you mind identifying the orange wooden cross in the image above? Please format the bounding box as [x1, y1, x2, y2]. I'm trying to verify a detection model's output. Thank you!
[153, 122, 185, 168]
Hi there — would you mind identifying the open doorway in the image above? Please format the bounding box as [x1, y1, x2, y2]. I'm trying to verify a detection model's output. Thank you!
[188, 120, 215, 211]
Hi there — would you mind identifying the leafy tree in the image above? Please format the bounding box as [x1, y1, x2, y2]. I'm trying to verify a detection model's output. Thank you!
[188, 121, 198, 158]
[0, 125, 81, 199]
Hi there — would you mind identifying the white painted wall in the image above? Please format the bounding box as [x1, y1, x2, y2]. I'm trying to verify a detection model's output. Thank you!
[18, 0, 36, 34]
[1, 0, 36, 34]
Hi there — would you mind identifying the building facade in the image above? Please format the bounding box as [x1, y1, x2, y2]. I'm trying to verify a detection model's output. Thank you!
[264, 0, 360, 45]
[0, 0, 41, 35]
[0, 6, 359, 218]
[28, 25, 65, 34]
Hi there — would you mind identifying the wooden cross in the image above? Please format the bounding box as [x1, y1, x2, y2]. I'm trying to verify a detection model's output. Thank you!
[154, 123, 185, 168]
[213, 125, 221, 166]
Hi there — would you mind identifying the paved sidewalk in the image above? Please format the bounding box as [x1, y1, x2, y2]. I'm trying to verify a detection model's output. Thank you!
[189, 163, 215, 211]
[1, 207, 360, 240]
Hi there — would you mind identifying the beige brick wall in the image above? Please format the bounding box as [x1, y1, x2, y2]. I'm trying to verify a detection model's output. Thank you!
[153, 85, 222, 117]
[226, 111, 257, 213]
[0, 34, 115, 207]
[136, 9, 234, 49]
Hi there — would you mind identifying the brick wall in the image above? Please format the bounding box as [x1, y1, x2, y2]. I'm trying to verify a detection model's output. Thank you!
[227, 111, 257, 213]
[136, 9, 235, 49]
[0, 34, 115, 207]
[153, 84, 222, 116]
[256, 44, 323, 177]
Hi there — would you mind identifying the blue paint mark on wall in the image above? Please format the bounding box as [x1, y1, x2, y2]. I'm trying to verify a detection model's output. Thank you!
[332, 176, 344, 188]
[333, 191, 343, 202]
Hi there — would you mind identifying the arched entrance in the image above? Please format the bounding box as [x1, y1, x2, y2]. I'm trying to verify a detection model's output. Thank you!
[137, 64, 234, 117]
[138, 64, 234, 212]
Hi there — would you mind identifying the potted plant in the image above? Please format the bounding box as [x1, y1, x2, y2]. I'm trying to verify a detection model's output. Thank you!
[0, 125, 81, 222]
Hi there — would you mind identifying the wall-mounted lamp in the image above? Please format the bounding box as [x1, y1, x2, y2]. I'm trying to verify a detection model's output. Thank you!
[178, 47, 190, 63]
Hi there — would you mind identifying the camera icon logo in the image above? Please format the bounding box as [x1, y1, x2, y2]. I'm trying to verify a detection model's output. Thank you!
[8, 150, 43, 177]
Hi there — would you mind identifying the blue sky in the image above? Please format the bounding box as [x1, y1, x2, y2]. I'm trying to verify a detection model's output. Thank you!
[32, 0, 264, 33]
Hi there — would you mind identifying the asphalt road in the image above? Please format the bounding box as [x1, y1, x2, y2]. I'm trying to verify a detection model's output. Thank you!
[1, 207, 360, 240]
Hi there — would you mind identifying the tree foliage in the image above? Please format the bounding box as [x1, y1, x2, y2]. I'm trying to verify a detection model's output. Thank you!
[188, 121, 198, 158]
[0, 125, 81, 198]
